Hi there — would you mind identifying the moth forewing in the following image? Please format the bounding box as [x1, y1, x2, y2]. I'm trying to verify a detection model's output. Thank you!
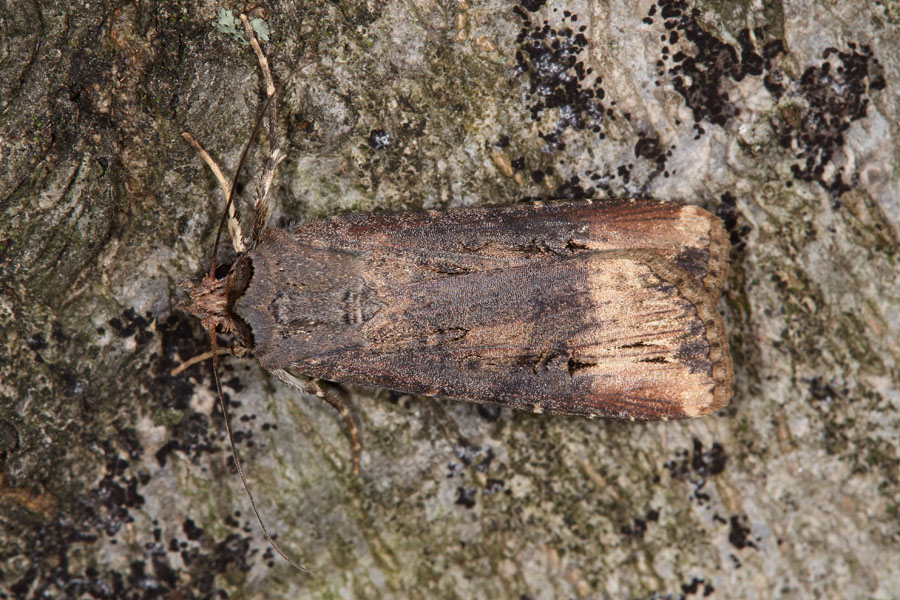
[225, 201, 733, 421]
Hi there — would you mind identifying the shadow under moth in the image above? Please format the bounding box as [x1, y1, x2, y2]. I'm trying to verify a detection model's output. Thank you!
[179, 14, 733, 571]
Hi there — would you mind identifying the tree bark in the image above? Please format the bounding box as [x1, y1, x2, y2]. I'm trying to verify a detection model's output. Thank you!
[2, 1, 898, 598]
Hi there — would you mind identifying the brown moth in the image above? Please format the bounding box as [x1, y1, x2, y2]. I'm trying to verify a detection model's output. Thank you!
[228, 201, 733, 421]
[179, 13, 732, 571]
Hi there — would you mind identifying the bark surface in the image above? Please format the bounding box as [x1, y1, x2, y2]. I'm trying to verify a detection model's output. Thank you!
[2, 1, 898, 598]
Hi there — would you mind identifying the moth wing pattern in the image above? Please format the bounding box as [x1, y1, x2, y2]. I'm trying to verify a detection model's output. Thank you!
[232, 201, 733, 421]
[287, 200, 727, 295]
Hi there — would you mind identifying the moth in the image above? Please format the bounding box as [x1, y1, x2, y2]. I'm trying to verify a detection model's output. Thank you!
[179, 14, 732, 571]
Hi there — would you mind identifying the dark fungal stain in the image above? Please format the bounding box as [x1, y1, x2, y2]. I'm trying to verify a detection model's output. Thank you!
[153, 314, 225, 467]
[26, 332, 46, 351]
[474, 447, 495, 473]
[446, 438, 500, 505]
[648, 2, 883, 201]
[452, 436, 496, 470]
[620, 517, 648, 537]
[651, 2, 784, 128]
[778, 44, 883, 201]
[519, 0, 545, 12]
[511, 1, 882, 204]
[154, 314, 256, 461]
[109, 308, 154, 346]
[681, 577, 715, 597]
[691, 439, 727, 477]
[512, 2, 691, 191]
[484, 478, 505, 494]
[808, 376, 839, 402]
[513, 8, 606, 153]
[620, 508, 660, 538]
[4, 428, 255, 597]
[367, 128, 392, 149]
[554, 175, 592, 200]
[634, 134, 663, 162]
[716, 192, 751, 252]
[477, 403, 502, 422]
[183, 518, 204, 541]
[728, 514, 757, 550]
[664, 438, 728, 505]
[455, 486, 478, 508]
[5, 310, 275, 597]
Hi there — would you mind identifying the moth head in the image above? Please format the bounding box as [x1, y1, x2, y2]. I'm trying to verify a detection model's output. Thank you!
[182, 273, 241, 335]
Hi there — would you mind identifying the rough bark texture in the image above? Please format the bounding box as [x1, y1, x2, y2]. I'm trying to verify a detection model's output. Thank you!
[1, 0, 898, 598]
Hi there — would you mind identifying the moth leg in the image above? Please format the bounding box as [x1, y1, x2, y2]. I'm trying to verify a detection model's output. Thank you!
[312, 380, 362, 476]
[271, 369, 362, 475]
[170, 344, 249, 377]
[239, 14, 280, 248]
[248, 146, 281, 248]
[181, 132, 247, 254]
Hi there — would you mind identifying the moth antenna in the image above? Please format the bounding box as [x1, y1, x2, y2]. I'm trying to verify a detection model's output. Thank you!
[243, 13, 320, 247]
[209, 331, 314, 573]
